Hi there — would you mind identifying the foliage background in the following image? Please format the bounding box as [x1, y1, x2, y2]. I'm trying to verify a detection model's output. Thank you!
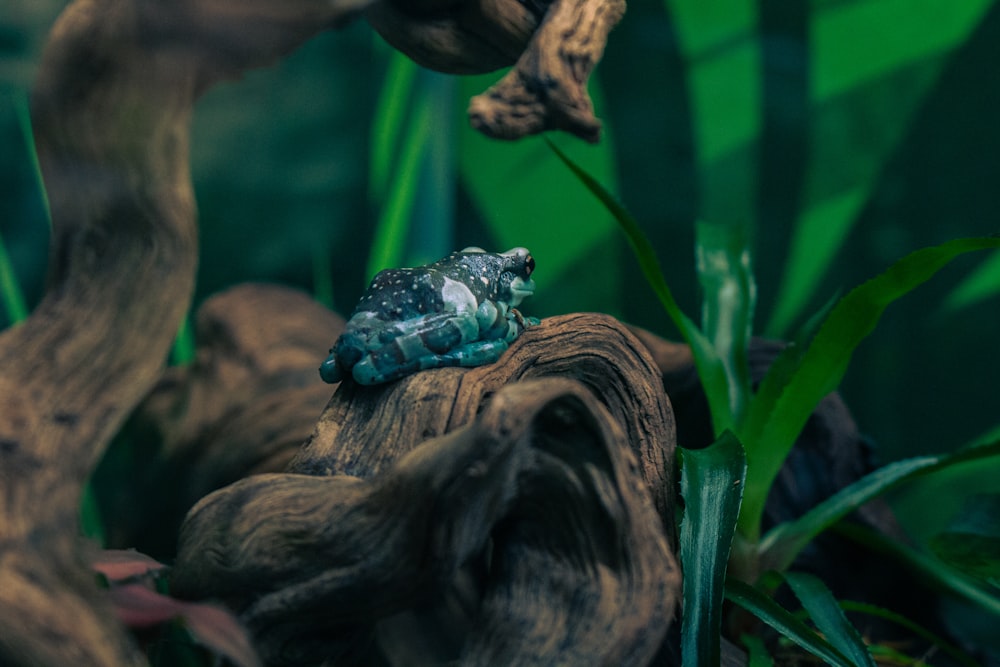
[3, 0, 1000, 560]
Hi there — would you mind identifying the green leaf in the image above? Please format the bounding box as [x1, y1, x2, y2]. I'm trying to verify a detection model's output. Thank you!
[839, 600, 982, 667]
[760, 439, 1000, 573]
[80, 482, 105, 546]
[696, 221, 756, 429]
[929, 493, 1000, 587]
[546, 139, 733, 434]
[836, 521, 1000, 619]
[724, 579, 854, 667]
[739, 236, 1000, 540]
[0, 232, 27, 326]
[679, 432, 746, 667]
[366, 88, 433, 277]
[369, 50, 419, 204]
[739, 633, 773, 667]
[781, 572, 875, 667]
[170, 315, 196, 367]
[942, 249, 1000, 313]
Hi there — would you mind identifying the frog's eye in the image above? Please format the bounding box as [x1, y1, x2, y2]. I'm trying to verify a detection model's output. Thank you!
[524, 255, 535, 277]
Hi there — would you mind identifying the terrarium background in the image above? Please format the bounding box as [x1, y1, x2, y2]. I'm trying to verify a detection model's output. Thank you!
[3, 1, 1000, 547]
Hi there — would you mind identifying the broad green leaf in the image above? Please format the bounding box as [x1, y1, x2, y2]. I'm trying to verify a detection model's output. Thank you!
[812, 1, 992, 101]
[781, 572, 875, 667]
[366, 89, 433, 277]
[696, 221, 755, 429]
[839, 600, 982, 667]
[836, 521, 1000, 619]
[666, 0, 759, 164]
[929, 493, 1000, 587]
[547, 140, 733, 433]
[739, 236, 1000, 540]
[679, 432, 746, 667]
[765, 189, 863, 338]
[724, 579, 854, 667]
[759, 439, 1000, 573]
[369, 50, 418, 204]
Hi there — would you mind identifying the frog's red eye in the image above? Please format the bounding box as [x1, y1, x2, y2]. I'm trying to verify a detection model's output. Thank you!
[524, 255, 535, 276]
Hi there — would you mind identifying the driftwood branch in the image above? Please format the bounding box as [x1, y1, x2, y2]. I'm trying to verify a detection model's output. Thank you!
[366, 0, 623, 141]
[1, 0, 632, 661]
[173, 315, 682, 665]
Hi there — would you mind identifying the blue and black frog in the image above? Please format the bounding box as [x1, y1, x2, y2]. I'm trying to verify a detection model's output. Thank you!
[320, 247, 539, 385]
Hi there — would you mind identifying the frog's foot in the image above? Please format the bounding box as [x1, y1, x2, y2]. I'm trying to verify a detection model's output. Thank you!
[351, 339, 512, 385]
[319, 353, 343, 383]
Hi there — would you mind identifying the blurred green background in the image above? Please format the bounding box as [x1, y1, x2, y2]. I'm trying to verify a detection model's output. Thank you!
[3, 1, 1000, 544]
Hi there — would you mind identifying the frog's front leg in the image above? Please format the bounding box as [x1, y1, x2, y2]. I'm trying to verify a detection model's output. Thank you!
[476, 300, 538, 342]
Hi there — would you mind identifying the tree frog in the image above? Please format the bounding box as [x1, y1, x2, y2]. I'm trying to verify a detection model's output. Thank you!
[320, 247, 539, 385]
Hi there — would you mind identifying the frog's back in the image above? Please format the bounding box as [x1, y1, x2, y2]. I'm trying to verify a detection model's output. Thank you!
[353, 267, 451, 321]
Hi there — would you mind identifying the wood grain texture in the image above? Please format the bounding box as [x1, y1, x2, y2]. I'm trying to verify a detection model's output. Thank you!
[174, 361, 680, 665]
[0, 1, 371, 665]
[366, 0, 623, 141]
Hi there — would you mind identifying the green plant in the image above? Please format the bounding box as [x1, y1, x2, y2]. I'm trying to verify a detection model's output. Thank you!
[551, 137, 1000, 664]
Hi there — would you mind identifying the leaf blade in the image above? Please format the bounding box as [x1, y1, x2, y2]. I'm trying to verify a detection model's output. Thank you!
[679, 432, 747, 667]
[782, 572, 875, 667]
[739, 236, 1000, 539]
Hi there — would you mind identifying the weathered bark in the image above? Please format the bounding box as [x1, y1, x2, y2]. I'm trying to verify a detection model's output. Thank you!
[173, 362, 680, 665]
[0, 2, 372, 665]
[99, 283, 343, 556]
[366, 0, 624, 141]
[1, 0, 630, 661]
[292, 313, 677, 534]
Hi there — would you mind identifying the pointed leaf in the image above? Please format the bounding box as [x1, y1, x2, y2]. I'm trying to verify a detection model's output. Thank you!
[739, 236, 1000, 539]
[547, 139, 733, 433]
[839, 600, 982, 667]
[781, 572, 875, 667]
[92, 549, 167, 583]
[836, 521, 1000, 619]
[679, 432, 746, 667]
[107, 584, 261, 667]
[696, 221, 755, 429]
[760, 439, 1000, 572]
[725, 579, 854, 667]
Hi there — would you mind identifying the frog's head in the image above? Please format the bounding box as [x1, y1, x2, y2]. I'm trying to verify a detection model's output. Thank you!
[458, 246, 536, 307]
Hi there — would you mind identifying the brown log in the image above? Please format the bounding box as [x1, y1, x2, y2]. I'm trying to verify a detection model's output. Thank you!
[173, 372, 680, 666]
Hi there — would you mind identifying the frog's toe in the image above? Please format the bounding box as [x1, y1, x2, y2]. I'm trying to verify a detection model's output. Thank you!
[319, 354, 344, 384]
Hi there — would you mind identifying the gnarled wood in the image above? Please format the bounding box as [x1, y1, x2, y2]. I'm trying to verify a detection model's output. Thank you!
[100, 284, 343, 556]
[366, 0, 623, 141]
[291, 313, 677, 535]
[173, 376, 680, 666]
[1, 2, 374, 665]
[2, 0, 630, 662]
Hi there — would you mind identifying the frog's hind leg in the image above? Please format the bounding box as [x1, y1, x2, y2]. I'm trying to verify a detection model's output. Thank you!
[350, 311, 482, 384]
[422, 338, 512, 370]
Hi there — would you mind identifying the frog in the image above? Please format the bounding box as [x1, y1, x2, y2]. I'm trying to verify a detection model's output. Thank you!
[320, 247, 539, 385]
